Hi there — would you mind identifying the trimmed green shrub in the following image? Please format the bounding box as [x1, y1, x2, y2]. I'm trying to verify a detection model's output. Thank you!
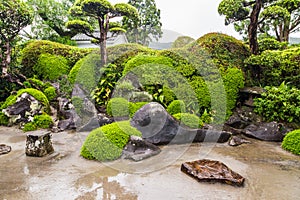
[254, 82, 300, 123]
[44, 86, 57, 101]
[167, 100, 186, 115]
[0, 112, 9, 126]
[245, 47, 300, 87]
[106, 98, 130, 117]
[71, 96, 84, 116]
[187, 32, 251, 69]
[68, 53, 101, 93]
[122, 54, 174, 76]
[173, 113, 203, 128]
[80, 121, 142, 161]
[1, 88, 50, 113]
[20, 40, 92, 78]
[32, 114, 53, 129]
[282, 129, 300, 155]
[23, 122, 37, 132]
[33, 53, 70, 81]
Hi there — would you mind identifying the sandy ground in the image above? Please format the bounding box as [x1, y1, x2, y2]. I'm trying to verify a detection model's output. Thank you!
[0, 126, 300, 200]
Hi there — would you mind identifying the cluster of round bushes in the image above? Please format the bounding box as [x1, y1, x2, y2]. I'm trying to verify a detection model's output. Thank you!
[80, 121, 142, 161]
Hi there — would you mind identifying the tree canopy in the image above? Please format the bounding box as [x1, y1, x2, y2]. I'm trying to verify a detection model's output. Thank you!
[218, 0, 300, 54]
[66, 0, 138, 65]
[0, 0, 32, 82]
[122, 0, 162, 45]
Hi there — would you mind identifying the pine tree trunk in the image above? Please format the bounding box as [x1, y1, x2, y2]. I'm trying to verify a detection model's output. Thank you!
[248, 0, 262, 55]
[99, 18, 107, 66]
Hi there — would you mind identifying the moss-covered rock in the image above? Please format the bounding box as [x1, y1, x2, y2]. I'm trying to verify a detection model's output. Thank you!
[282, 129, 300, 155]
[80, 121, 142, 161]
[173, 113, 203, 129]
[167, 100, 186, 115]
[43, 86, 57, 101]
[1, 88, 50, 113]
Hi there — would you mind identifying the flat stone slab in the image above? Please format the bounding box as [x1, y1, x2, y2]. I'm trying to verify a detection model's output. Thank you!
[0, 144, 12, 155]
[181, 159, 245, 187]
[25, 131, 54, 157]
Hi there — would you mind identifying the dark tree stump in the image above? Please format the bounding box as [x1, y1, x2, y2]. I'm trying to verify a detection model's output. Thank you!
[25, 131, 54, 157]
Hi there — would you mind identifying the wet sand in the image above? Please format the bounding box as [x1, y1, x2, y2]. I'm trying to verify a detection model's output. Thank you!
[0, 126, 300, 200]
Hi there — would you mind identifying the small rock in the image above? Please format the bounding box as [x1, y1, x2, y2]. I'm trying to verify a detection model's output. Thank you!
[228, 136, 251, 146]
[122, 136, 161, 162]
[181, 159, 245, 187]
[0, 144, 12, 155]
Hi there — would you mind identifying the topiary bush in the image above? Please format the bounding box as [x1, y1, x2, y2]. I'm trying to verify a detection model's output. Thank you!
[129, 102, 148, 117]
[245, 47, 300, 87]
[33, 53, 70, 81]
[106, 97, 130, 117]
[258, 37, 288, 53]
[173, 113, 203, 129]
[43, 86, 57, 101]
[282, 129, 300, 155]
[1, 88, 50, 113]
[20, 40, 92, 78]
[172, 36, 195, 48]
[23, 114, 53, 132]
[254, 82, 300, 123]
[23, 122, 37, 132]
[80, 121, 142, 161]
[167, 100, 186, 115]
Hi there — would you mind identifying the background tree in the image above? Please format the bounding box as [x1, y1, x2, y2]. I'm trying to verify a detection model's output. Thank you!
[66, 0, 138, 65]
[219, 0, 300, 54]
[26, 0, 77, 43]
[0, 0, 32, 83]
[122, 0, 162, 46]
[171, 36, 195, 48]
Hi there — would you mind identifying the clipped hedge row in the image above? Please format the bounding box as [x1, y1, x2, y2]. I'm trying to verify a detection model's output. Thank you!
[80, 121, 142, 161]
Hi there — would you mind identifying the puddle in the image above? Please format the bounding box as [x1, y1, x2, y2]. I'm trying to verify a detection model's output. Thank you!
[1, 127, 300, 200]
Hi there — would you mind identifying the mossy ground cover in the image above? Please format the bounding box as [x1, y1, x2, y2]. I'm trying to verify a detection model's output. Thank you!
[80, 121, 142, 161]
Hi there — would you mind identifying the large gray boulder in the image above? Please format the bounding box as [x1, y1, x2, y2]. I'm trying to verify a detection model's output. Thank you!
[130, 102, 231, 145]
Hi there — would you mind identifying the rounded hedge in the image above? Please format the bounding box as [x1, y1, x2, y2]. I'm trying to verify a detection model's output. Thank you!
[21, 40, 92, 78]
[282, 129, 300, 155]
[33, 53, 70, 81]
[106, 97, 130, 117]
[80, 121, 142, 161]
[167, 100, 186, 115]
[172, 36, 195, 48]
[173, 113, 203, 129]
[44, 86, 57, 101]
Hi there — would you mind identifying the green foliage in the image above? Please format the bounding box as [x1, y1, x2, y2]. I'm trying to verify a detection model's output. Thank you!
[80, 121, 142, 161]
[68, 53, 101, 92]
[20, 40, 91, 78]
[129, 102, 148, 117]
[167, 100, 186, 115]
[71, 96, 84, 116]
[106, 98, 130, 117]
[122, 54, 174, 76]
[43, 86, 57, 101]
[187, 32, 250, 69]
[173, 113, 203, 129]
[245, 47, 300, 87]
[122, 0, 162, 45]
[1, 88, 50, 113]
[23, 122, 37, 132]
[0, 112, 9, 126]
[254, 82, 300, 123]
[258, 38, 288, 53]
[172, 36, 195, 48]
[282, 129, 300, 155]
[32, 114, 53, 129]
[33, 53, 70, 81]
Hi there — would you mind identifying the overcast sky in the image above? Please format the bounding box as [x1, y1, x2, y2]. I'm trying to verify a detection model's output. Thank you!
[111, 0, 241, 40]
